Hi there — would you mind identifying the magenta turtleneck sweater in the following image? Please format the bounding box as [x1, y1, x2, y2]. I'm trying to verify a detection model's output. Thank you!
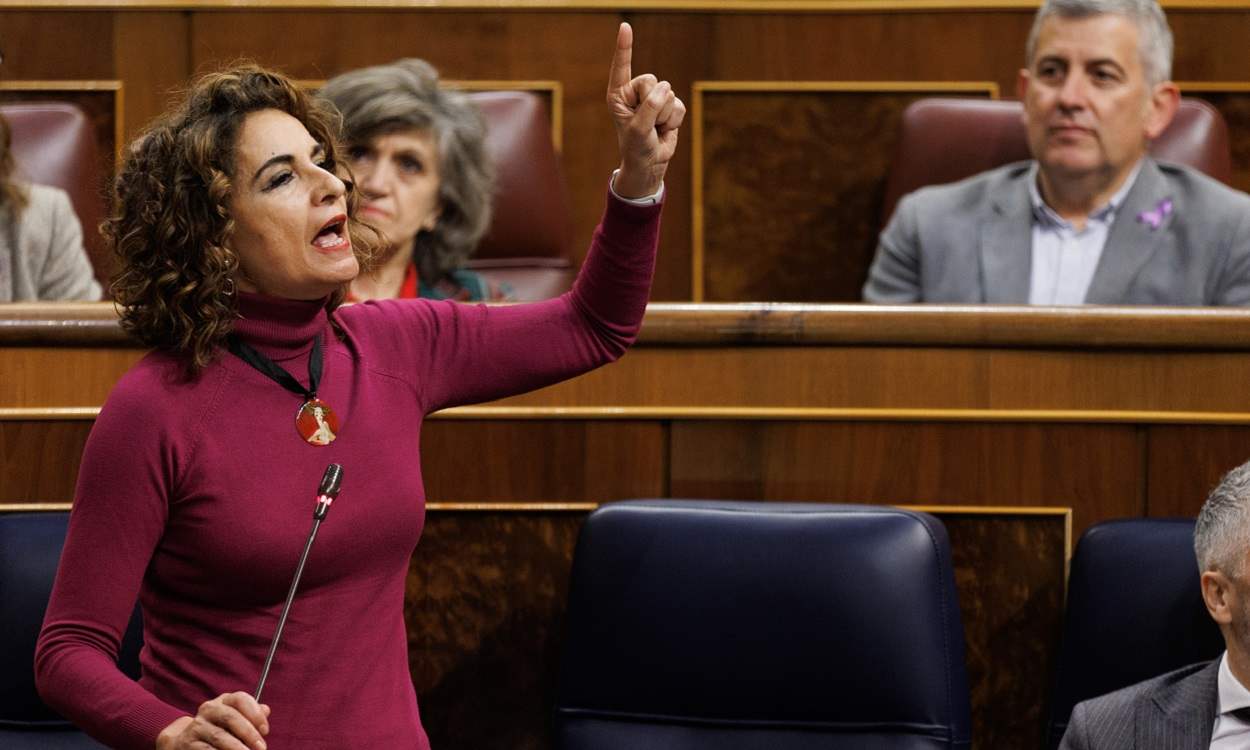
[35, 193, 660, 749]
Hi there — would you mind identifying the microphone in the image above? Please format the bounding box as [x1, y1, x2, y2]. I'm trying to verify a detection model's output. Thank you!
[255, 463, 343, 702]
[315, 463, 343, 520]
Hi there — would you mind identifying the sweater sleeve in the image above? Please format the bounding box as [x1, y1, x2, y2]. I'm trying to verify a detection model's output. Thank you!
[35, 369, 191, 749]
[350, 186, 662, 413]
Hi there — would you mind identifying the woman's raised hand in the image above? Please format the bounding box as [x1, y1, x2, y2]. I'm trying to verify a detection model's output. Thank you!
[155, 692, 270, 750]
[606, 22, 686, 199]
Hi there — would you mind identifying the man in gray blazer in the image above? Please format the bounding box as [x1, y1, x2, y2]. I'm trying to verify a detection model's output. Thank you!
[1060, 461, 1250, 749]
[863, 0, 1250, 306]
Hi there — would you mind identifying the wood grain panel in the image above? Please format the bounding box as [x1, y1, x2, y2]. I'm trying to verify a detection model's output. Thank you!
[112, 12, 190, 145]
[0, 419, 90, 501]
[408, 510, 582, 750]
[697, 86, 994, 302]
[406, 507, 1065, 750]
[1146, 425, 1250, 517]
[489, 346, 1250, 415]
[421, 420, 665, 502]
[945, 510, 1066, 750]
[0, 346, 144, 408]
[0, 12, 114, 79]
[669, 421, 1141, 536]
[12, 337, 1250, 417]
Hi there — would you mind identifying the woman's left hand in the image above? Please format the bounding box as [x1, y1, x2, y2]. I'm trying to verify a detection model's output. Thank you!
[606, 22, 687, 199]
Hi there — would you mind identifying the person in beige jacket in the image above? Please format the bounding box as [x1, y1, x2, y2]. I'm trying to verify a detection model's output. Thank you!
[0, 112, 101, 302]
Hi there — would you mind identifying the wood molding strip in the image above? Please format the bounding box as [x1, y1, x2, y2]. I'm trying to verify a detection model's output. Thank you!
[11, 302, 1250, 349]
[0, 501, 1072, 516]
[13, 405, 1250, 425]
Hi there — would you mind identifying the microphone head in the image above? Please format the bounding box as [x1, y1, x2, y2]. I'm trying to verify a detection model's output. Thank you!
[319, 463, 344, 498]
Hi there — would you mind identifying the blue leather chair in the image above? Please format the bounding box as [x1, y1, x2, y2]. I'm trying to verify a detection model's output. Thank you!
[1045, 518, 1223, 749]
[0, 511, 142, 748]
[554, 500, 972, 749]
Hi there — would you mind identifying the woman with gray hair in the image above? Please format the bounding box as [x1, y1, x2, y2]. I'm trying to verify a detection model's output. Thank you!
[320, 58, 509, 301]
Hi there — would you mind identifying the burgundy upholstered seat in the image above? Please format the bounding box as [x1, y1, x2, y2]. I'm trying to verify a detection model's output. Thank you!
[466, 91, 573, 301]
[2, 102, 108, 290]
[881, 97, 1232, 225]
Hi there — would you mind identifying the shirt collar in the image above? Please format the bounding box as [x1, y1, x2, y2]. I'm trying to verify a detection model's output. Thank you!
[1028, 159, 1144, 229]
[1219, 651, 1250, 714]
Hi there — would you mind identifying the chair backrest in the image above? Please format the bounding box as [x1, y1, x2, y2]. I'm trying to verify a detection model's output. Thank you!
[0, 511, 141, 748]
[1, 102, 108, 289]
[554, 500, 972, 750]
[881, 97, 1232, 225]
[1045, 518, 1223, 750]
[465, 91, 573, 301]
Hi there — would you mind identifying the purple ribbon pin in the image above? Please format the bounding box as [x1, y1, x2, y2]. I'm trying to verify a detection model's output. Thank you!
[1137, 198, 1174, 231]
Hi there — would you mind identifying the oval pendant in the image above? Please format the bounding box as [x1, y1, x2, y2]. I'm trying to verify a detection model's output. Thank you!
[296, 398, 339, 446]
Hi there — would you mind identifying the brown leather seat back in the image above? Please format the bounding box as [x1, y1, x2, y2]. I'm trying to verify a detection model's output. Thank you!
[881, 97, 1232, 224]
[2, 102, 108, 288]
[465, 91, 573, 301]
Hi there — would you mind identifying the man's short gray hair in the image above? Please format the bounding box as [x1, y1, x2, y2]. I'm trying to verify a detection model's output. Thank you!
[320, 59, 494, 283]
[1025, 0, 1173, 87]
[1195, 460, 1250, 575]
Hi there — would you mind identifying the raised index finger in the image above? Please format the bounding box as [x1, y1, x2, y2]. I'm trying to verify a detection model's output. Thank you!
[608, 22, 633, 93]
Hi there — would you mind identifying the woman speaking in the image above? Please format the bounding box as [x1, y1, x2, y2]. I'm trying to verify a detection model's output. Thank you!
[35, 23, 682, 750]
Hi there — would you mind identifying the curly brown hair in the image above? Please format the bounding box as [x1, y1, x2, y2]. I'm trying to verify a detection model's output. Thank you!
[108, 63, 377, 372]
[0, 112, 30, 215]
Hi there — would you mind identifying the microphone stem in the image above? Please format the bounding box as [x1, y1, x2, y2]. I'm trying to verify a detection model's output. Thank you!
[255, 516, 323, 703]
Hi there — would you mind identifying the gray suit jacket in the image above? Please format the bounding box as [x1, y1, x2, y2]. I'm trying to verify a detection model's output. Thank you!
[863, 159, 1250, 305]
[0, 183, 101, 302]
[1059, 660, 1218, 750]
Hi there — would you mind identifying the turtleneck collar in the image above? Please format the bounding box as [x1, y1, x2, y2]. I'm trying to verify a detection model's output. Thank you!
[231, 292, 330, 359]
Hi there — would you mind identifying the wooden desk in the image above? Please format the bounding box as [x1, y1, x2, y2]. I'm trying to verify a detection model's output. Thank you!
[5, 302, 1247, 748]
[6, 302, 1250, 531]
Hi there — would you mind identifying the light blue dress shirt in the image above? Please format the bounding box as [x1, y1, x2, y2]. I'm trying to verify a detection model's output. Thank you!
[1026, 161, 1143, 305]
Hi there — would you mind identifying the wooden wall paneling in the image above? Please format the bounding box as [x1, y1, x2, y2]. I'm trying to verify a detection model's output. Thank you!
[1175, 83, 1250, 194]
[407, 509, 584, 750]
[112, 11, 192, 146]
[0, 417, 92, 502]
[667, 420, 1142, 535]
[420, 419, 666, 502]
[693, 83, 997, 302]
[0, 346, 143, 408]
[938, 508, 1068, 750]
[1146, 424, 1250, 518]
[407, 505, 1067, 750]
[0, 12, 114, 79]
[1170, 11, 1250, 82]
[489, 345, 1250, 416]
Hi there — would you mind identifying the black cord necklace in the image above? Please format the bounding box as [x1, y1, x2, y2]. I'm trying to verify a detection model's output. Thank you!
[227, 333, 339, 446]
